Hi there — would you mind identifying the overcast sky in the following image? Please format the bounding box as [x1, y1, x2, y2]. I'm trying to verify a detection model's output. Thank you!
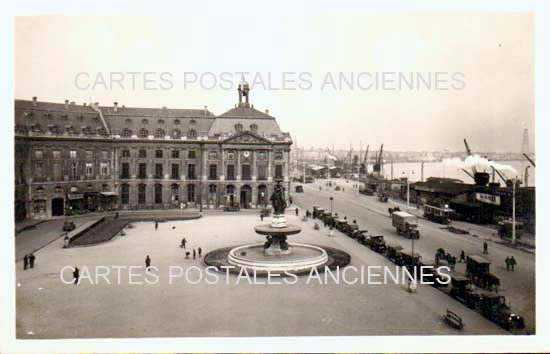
[15, 13, 534, 152]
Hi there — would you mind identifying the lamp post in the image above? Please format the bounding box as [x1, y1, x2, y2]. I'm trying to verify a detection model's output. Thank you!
[403, 170, 415, 209]
[330, 196, 334, 215]
[512, 177, 516, 245]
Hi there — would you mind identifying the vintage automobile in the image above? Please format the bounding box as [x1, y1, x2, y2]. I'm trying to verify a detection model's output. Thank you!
[377, 192, 389, 202]
[400, 250, 422, 268]
[62, 220, 76, 232]
[340, 220, 359, 236]
[423, 204, 454, 224]
[365, 235, 387, 253]
[312, 206, 323, 219]
[386, 243, 404, 264]
[449, 275, 483, 309]
[498, 219, 525, 239]
[417, 262, 449, 288]
[334, 186, 341, 191]
[466, 255, 500, 292]
[305, 176, 314, 183]
[294, 185, 304, 193]
[352, 229, 369, 244]
[359, 187, 374, 196]
[388, 206, 401, 216]
[392, 211, 420, 239]
[479, 294, 525, 330]
[335, 219, 349, 233]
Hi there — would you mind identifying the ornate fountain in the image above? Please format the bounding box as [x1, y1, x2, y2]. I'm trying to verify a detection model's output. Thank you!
[204, 179, 350, 275]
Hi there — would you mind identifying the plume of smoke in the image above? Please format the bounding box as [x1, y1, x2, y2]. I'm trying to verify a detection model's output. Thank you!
[443, 154, 518, 177]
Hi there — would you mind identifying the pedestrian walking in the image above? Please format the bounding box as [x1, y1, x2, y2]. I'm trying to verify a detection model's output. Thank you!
[73, 266, 80, 284]
[23, 254, 29, 270]
[193, 249, 196, 260]
[29, 253, 35, 268]
[505, 257, 510, 271]
[115, 211, 119, 219]
[198, 247, 202, 258]
[483, 241, 488, 254]
[180, 237, 187, 249]
[510, 256, 517, 271]
[145, 255, 151, 270]
[459, 250, 465, 263]
[295, 208, 299, 216]
[260, 212, 264, 221]
[155, 220, 158, 231]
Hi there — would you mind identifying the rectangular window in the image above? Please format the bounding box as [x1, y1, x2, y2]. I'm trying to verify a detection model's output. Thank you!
[227, 151, 235, 160]
[258, 151, 266, 160]
[70, 162, 78, 179]
[258, 165, 267, 181]
[138, 184, 146, 204]
[122, 150, 130, 158]
[171, 164, 180, 179]
[101, 150, 109, 159]
[155, 150, 163, 158]
[209, 164, 217, 180]
[69, 150, 77, 159]
[138, 163, 147, 179]
[188, 150, 196, 159]
[242, 164, 251, 180]
[172, 150, 180, 159]
[155, 184, 163, 204]
[155, 163, 163, 179]
[86, 162, 94, 177]
[275, 164, 283, 179]
[121, 184, 129, 204]
[227, 165, 235, 181]
[53, 162, 62, 180]
[85, 162, 93, 177]
[86, 150, 93, 159]
[274, 151, 283, 160]
[100, 162, 109, 176]
[187, 164, 196, 179]
[209, 151, 218, 160]
[139, 149, 147, 158]
[34, 150, 43, 159]
[53, 150, 61, 159]
[121, 163, 130, 179]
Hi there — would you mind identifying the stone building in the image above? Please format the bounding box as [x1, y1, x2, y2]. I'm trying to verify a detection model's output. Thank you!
[14, 80, 292, 219]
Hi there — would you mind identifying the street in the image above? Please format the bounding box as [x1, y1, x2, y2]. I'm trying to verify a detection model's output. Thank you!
[292, 178, 535, 334]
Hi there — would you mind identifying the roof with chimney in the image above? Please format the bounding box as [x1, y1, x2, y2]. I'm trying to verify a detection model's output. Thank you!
[14, 91, 291, 144]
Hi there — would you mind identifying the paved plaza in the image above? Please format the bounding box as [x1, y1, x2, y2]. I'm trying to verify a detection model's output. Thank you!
[16, 211, 506, 338]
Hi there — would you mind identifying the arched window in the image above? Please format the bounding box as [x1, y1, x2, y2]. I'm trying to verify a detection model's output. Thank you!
[174, 119, 180, 125]
[139, 128, 149, 138]
[235, 123, 243, 132]
[125, 118, 132, 123]
[190, 119, 196, 125]
[155, 129, 165, 138]
[158, 119, 165, 124]
[250, 123, 258, 133]
[188, 129, 197, 138]
[141, 119, 149, 124]
[172, 129, 181, 138]
[121, 128, 132, 137]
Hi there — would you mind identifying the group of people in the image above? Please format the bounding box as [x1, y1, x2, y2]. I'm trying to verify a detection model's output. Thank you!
[22, 253, 36, 270]
[505, 256, 517, 271]
[179, 237, 202, 260]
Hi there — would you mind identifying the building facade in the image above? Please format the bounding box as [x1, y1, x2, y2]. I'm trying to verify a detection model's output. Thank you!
[14, 81, 292, 219]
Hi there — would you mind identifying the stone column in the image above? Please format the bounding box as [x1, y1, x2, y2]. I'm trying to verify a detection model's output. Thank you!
[237, 150, 241, 181]
[267, 150, 273, 182]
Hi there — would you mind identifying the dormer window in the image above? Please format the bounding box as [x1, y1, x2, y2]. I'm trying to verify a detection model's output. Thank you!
[139, 128, 148, 138]
[235, 124, 243, 132]
[77, 114, 84, 121]
[125, 118, 133, 124]
[250, 123, 258, 133]
[65, 125, 74, 134]
[190, 119, 196, 125]
[172, 129, 181, 138]
[155, 129, 165, 138]
[44, 113, 52, 119]
[174, 119, 180, 125]
[158, 119, 165, 124]
[48, 124, 58, 134]
[121, 128, 132, 137]
[188, 129, 197, 138]
[31, 123, 42, 133]
[142, 119, 149, 124]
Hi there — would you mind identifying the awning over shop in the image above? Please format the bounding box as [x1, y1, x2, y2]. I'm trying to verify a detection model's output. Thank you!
[100, 192, 119, 197]
[67, 193, 84, 200]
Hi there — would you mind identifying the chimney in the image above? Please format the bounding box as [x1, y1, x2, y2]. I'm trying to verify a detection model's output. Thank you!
[204, 105, 208, 115]
[265, 109, 269, 115]
[32, 97, 37, 107]
[162, 106, 167, 110]
[64, 100, 69, 110]
[83, 103, 87, 106]
[113, 102, 118, 112]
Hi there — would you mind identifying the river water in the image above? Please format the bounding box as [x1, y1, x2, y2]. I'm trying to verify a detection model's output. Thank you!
[379, 160, 535, 186]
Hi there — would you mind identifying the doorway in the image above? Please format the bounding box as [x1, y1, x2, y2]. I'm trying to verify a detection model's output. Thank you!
[51, 198, 64, 216]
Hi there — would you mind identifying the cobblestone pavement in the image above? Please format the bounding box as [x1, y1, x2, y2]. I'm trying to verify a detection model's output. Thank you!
[15, 212, 506, 338]
[294, 178, 535, 334]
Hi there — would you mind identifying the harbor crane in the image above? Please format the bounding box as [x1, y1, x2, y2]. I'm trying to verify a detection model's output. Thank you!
[523, 153, 536, 168]
[373, 144, 384, 175]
